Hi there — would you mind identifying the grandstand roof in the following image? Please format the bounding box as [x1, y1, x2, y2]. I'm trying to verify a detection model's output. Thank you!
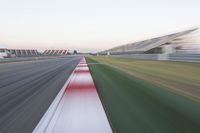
[101, 28, 198, 54]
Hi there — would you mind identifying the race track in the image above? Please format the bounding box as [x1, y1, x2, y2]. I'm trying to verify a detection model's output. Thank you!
[0, 57, 81, 133]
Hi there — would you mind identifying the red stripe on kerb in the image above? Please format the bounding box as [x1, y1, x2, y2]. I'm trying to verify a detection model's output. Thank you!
[74, 70, 90, 73]
[66, 82, 95, 92]
[65, 58, 95, 92]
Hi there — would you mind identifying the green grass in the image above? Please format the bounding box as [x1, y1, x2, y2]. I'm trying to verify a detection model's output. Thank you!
[88, 56, 200, 100]
[86, 57, 200, 133]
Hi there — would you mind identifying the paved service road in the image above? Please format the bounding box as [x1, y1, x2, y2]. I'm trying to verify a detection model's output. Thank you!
[0, 56, 81, 133]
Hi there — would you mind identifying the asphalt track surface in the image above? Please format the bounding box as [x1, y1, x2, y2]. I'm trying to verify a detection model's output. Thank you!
[0, 56, 81, 133]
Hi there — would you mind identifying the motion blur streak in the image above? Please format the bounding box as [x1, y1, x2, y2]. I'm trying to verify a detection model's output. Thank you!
[0, 57, 81, 133]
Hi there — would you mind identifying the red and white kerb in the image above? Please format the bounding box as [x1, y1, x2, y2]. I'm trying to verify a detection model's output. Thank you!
[44, 58, 112, 133]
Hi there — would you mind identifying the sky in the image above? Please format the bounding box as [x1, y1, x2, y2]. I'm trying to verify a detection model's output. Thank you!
[0, 0, 200, 52]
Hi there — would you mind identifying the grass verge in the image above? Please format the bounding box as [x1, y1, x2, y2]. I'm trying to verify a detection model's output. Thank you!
[87, 57, 200, 133]
[88, 56, 200, 101]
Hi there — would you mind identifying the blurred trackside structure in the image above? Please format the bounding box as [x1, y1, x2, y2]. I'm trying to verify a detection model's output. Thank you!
[99, 28, 200, 55]
[0, 48, 39, 58]
[9, 49, 39, 57]
[0, 48, 71, 58]
[43, 49, 70, 56]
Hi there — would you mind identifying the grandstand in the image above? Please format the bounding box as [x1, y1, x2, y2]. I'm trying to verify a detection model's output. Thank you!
[0, 47, 8, 58]
[0, 48, 39, 58]
[9, 49, 39, 57]
[100, 28, 200, 55]
[0, 48, 71, 58]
